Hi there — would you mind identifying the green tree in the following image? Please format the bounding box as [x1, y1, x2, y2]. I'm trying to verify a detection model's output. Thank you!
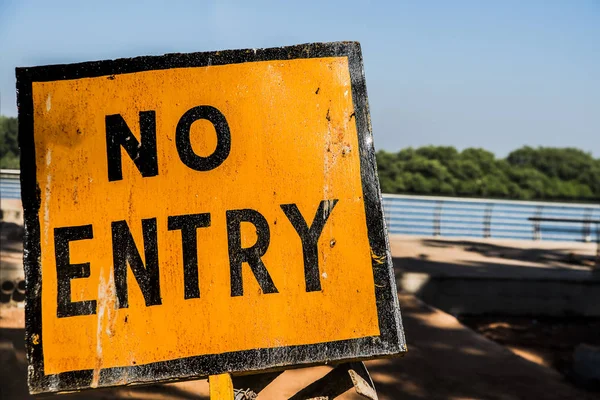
[0, 116, 19, 169]
[375, 145, 599, 202]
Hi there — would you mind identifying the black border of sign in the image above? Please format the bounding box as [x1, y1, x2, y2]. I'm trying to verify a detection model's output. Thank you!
[17, 41, 406, 395]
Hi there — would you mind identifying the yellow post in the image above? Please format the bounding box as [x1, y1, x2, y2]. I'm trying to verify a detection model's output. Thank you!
[209, 373, 234, 399]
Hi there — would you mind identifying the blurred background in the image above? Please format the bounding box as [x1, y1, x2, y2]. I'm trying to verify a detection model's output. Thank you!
[1, 1, 599, 399]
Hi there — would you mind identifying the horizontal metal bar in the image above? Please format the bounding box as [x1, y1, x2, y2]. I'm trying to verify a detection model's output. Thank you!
[529, 217, 600, 224]
[383, 193, 600, 209]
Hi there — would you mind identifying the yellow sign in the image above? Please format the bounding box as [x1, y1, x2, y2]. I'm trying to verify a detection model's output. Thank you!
[17, 42, 406, 394]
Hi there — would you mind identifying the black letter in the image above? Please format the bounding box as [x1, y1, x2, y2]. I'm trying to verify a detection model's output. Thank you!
[111, 218, 161, 308]
[106, 111, 158, 181]
[168, 213, 211, 299]
[226, 209, 278, 297]
[281, 199, 339, 292]
[55, 225, 96, 317]
[176, 106, 231, 171]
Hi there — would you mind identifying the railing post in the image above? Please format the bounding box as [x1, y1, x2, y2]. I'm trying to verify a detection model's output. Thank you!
[533, 205, 543, 241]
[583, 208, 593, 242]
[595, 222, 600, 268]
[484, 203, 493, 239]
[433, 200, 443, 237]
[384, 199, 391, 232]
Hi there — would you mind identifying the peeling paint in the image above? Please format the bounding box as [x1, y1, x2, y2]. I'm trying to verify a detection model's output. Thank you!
[18, 41, 406, 395]
[370, 248, 386, 265]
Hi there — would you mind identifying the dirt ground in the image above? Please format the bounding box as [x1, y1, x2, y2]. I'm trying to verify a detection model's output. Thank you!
[460, 315, 600, 385]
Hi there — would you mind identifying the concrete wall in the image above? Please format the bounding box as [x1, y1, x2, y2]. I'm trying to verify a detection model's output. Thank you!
[401, 272, 600, 317]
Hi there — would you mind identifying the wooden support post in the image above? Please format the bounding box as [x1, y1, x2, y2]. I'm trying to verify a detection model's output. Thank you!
[289, 362, 378, 400]
[209, 373, 234, 399]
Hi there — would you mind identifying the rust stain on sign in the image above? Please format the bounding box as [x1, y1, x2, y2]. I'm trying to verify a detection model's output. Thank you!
[17, 42, 406, 394]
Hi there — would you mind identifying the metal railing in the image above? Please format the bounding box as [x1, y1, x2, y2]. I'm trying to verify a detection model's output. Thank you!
[383, 194, 600, 242]
[2, 170, 599, 243]
[0, 169, 20, 200]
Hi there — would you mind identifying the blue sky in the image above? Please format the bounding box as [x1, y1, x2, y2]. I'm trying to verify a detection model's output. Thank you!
[0, 0, 598, 156]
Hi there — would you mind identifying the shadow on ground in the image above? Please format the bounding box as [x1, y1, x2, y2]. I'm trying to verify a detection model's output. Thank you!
[4, 295, 595, 400]
[2, 235, 598, 399]
[361, 295, 597, 400]
[421, 239, 597, 268]
[0, 325, 210, 400]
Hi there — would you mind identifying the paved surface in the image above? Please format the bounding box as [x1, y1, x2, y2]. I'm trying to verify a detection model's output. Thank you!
[2, 213, 598, 398]
[390, 235, 598, 280]
[391, 235, 600, 317]
[2, 294, 596, 399]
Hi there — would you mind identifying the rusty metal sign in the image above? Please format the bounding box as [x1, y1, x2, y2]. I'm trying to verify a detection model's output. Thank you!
[17, 41, 406, 395]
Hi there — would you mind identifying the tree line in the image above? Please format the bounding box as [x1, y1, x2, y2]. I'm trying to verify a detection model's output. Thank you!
[1, 115, 598, 201]
[377, 146, 600, 202]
